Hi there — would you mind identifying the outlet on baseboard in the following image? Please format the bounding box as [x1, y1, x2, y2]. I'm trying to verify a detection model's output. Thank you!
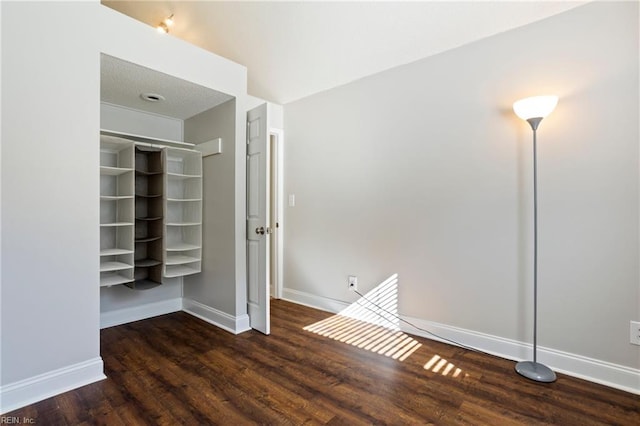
[348, 275, 358, 291]
[630, 321, 640, 345]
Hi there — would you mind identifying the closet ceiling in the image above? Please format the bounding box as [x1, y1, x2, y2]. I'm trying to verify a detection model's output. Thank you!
[101, 54, 233, 120]
[102, 1, 588, 104]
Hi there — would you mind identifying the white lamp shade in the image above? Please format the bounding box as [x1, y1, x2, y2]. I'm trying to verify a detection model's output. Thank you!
[513, 96, 558, 120]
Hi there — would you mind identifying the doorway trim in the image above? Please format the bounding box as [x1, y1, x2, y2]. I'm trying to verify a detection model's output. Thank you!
[269, 128, 284, 300]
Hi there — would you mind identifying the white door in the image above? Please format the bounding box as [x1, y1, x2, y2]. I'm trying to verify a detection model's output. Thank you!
[247, 103, 270, 334]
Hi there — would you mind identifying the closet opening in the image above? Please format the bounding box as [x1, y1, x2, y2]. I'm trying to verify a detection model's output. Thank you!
[99, 53, 236, 329]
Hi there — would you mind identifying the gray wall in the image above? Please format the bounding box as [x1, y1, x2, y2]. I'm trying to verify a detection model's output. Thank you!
[283, 1, 639, 370]
[184, 100, 238, 314]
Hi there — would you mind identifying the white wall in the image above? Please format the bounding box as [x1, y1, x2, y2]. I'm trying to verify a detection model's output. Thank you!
[1, 2, 250, 412]
[283, 1, 639, 390]
[0, 0, 4, 386]
[1, 1, 104, 412]
[100, 102, 183, 141]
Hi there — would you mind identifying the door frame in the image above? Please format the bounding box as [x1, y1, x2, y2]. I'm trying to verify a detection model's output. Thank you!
[269, 128, 284, 300]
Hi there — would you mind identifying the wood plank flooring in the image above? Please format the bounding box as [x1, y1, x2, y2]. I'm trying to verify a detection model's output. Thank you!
[7, 299, 640, 425]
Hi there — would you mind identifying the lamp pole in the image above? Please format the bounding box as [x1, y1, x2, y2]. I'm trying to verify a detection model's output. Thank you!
[529, 117, 541, 366]
[513, 96, 558, 383]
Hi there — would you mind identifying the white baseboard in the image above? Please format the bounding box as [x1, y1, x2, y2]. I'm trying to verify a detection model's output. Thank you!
[402, 315, 640, 395]
[0, 357, 105, 415]
[282, 287, 640, 395]
[100, 298, 183, 329]
[282, 288, 350, 313]
[100, 297, 252, 334]
[3, 298, 251, 414]
[182, 298, 251, 335]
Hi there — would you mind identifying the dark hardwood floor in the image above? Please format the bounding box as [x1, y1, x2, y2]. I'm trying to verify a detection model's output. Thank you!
[7, 299, 639, 425]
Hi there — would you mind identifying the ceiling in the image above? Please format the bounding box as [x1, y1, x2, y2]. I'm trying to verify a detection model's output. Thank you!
[101, 54, 233, 119]
[102, 1, 587, 105]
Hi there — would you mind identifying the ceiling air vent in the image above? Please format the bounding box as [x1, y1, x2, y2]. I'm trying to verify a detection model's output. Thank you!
[140, 93, 165, 102]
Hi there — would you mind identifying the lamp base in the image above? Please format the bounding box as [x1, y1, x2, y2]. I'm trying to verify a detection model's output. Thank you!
[515, 361, 557, 383]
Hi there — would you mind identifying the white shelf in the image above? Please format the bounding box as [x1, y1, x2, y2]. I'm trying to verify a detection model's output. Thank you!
[100, 222, 134, 227]
[167, 173, 201, 179]
[101, 195, 134, 201]
[100, 225, 133, 254]
[100, 261, 133, 272]
[100, 166, 134, 176]
[100, 135, 203, 285]
[166, 173, 201, 200]
[101, 171, 134, 198]
[166, 148, 202, 175]
[100, 248, 134, 256]
[166, 243, 200, 251]
[164, 264, 201, 278]
[100, 272, 134, 287]
[100, 135, 137, 287]
[166, 198, 201, 202]
[165, 254, 200, 265]
[163, 146, 202, 279]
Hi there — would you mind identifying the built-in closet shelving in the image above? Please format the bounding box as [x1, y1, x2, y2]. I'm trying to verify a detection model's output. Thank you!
[164, 148, 203, 278]
[99, 131, 203, 289]
[100, 137, 135, 287]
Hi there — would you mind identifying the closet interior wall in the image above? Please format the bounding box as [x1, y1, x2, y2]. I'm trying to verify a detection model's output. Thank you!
[183, 99, 237, 313]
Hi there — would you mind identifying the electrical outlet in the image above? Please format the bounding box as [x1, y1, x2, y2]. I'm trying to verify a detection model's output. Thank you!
[630, 321, 640, 346]
[348, 275, 358, 291]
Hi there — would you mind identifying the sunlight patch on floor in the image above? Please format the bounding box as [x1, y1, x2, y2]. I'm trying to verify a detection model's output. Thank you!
[303, 274, 422, 361]
[304, 313, 422, 361]
[424, 354, 467, 378]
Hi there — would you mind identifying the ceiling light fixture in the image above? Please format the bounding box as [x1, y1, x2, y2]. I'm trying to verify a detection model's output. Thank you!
[156, 14, 174, 34]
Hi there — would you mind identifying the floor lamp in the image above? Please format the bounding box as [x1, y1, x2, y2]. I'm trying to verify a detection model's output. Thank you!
[513, 95, 558, 383]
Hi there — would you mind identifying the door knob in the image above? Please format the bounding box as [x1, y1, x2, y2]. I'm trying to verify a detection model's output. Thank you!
[255, 226, 265, 235]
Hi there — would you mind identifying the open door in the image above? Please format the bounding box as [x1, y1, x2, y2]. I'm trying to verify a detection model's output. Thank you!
[247, 103, 270, 334]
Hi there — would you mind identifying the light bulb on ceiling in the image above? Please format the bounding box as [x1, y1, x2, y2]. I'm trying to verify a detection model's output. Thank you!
[156, 14, 174, 34]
